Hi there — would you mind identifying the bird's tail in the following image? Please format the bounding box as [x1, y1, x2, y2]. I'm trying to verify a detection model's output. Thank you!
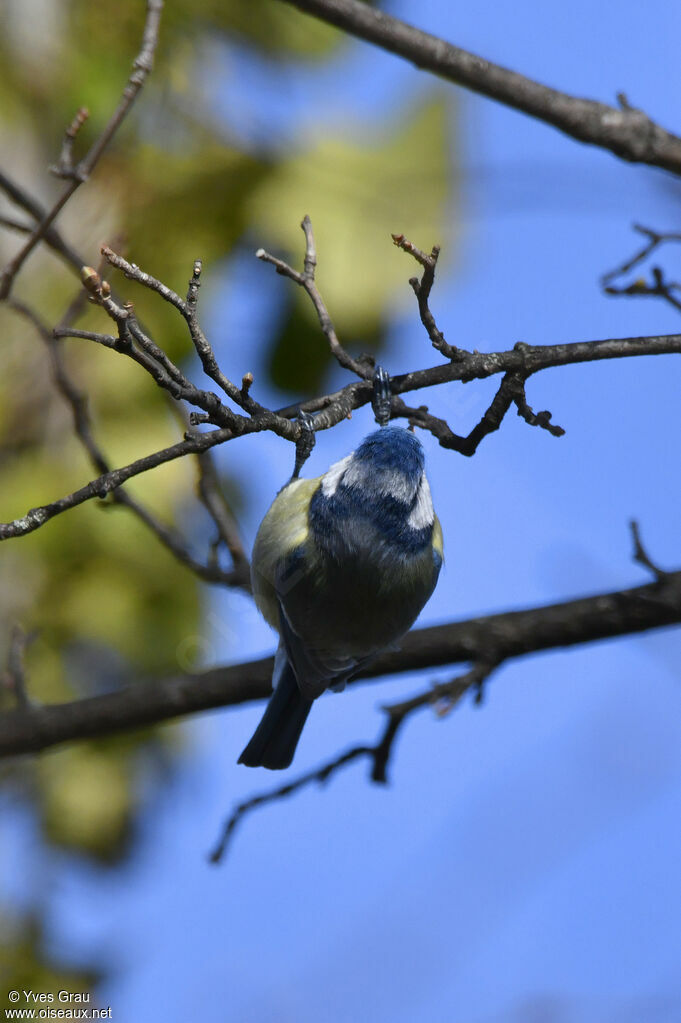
[238, 652, 313, 770]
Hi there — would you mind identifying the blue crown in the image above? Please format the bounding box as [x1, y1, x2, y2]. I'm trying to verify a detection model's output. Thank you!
[353, 427, 424, 479]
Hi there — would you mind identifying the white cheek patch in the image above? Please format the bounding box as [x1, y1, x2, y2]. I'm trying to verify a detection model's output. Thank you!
[380, 468, 418, 504]
[321, 450, 423, 507]
[408, 475, 434, 530]
[321, 453, 354, 497]
[343, 461, 416, 503]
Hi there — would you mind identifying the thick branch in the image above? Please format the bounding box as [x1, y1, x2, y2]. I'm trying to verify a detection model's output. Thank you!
[277, 0, 681, 175]
[392, 333, 681, 393]
[1, 570, 679, 758]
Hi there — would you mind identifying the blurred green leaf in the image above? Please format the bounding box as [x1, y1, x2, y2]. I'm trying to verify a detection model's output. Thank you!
[0, 0, 458, 992]
[37, 744, 135, 861]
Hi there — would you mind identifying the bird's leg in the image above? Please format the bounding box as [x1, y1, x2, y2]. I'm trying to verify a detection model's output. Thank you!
[372, 364, 392, 427]
[292, 410, 316, 478]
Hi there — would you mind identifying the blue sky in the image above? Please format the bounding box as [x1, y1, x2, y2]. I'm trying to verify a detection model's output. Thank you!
[5, 1, 681, 1020]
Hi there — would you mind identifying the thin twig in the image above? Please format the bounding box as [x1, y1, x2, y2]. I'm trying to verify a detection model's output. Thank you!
[49, 107, 90, 179]
[208, 660, 497, 862]
[100, 245, 187, 313]
[393, 237, 565, 447]
[3, 625, 33, 710]
[0, 0, 163, 300]
[9, 301, 246, 583]
[508, 368, 565, 437]
[630, 520, 669, 584]
[109, 495, 247, 587]
[604, 266, 681, 315]
[209, 745, 370, 863]
[257, 215, 371, 379]
[402, 368, 563, 456]
[372, 660, 498, 780]
[100, 246, 290, 426]
[52, 326, 118, 349]
[0, 169, 84, 273]
[0, 214, 34, 234]
[392, 233, 460, 359]
[62, 265, 240, 428]
[0, 427, 234, 541]
[601, 224, 681, 287]
[182, 260, 262, 412]
[195, 448, 251, 589]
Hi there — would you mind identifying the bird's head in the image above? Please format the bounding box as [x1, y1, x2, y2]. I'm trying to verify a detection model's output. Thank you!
[311, 427, 435, 551]
[325, 426, 424, 499]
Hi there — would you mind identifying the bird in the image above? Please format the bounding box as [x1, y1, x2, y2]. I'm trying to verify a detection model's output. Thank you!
[238, 424, 443, 770]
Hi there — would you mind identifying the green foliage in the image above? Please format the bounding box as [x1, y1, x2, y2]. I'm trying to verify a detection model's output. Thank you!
[0, 0, 456, 991]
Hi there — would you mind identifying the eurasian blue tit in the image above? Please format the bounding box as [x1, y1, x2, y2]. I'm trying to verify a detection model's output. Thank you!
[239, 425, 443, 770]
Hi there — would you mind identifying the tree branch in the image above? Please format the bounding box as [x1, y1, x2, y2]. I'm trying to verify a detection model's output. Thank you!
[4, 215, 681, 545]
[0, 427, 235, 541]
[276, 0, 681, 176]
[601, 224, 681, 287]
[1, 568, 679, 758]
[0, 169, 84, 274]
[3, 317, 681, 542]
[604, 265, 681, 315]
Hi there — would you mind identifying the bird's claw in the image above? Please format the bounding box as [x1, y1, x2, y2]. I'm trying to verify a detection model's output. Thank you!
[292, 410, 316, 478]
[372, 364, 392, 427]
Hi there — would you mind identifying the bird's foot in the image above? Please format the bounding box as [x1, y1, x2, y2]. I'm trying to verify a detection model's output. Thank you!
[372, 364, 392, 427]
[292, 409, 316, 478]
